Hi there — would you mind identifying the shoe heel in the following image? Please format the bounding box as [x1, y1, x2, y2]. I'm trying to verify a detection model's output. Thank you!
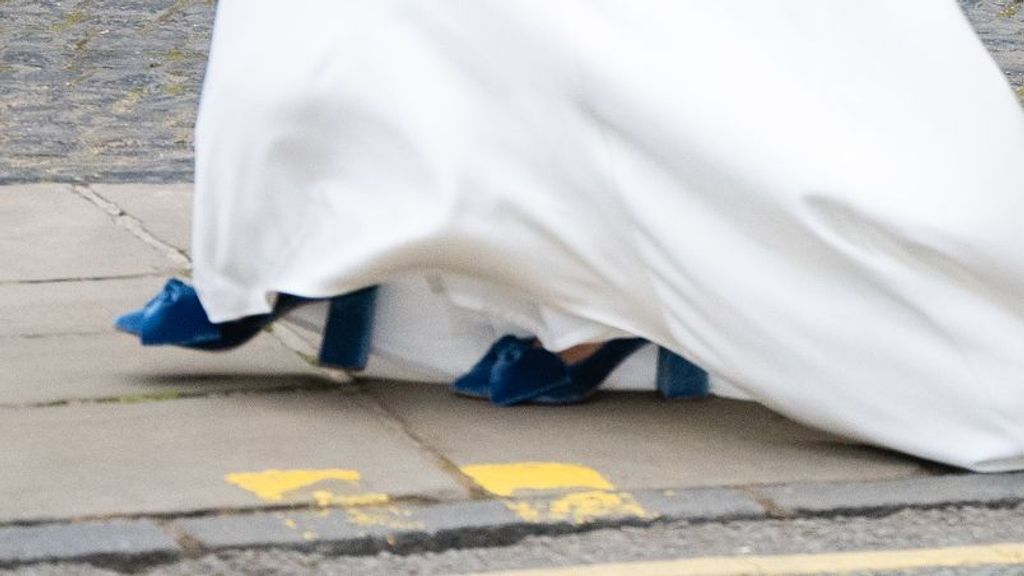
[317, 286, 378, 370]
[656, 347, 709, 399]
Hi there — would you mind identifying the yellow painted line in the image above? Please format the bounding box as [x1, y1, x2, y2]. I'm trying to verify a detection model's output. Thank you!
[311, 490, 390, 508]
[461, 462, 615, 497]
[461, 462, 647, 524]
[461, 542, 1024, 576]
[545, 490, 647, 524]
[224, 468, 361, 503]
[225, 468, 360, 501]
[346, 504, 424, 531]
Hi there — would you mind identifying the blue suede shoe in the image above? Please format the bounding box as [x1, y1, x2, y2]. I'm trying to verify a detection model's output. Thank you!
[116, 279, 377, 369]
[523, 338, 646, 405]
[115, 279, 225, 347]
[450, 335, 523, 399]
[451, 336, 645, 406]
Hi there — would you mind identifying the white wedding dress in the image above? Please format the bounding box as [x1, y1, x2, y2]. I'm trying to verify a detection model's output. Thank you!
[191, 0, 1024, 471]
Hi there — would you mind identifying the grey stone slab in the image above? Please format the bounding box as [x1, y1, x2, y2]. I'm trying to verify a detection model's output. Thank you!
[0, 520, 179, 567]
[758, 472, 1024, 516]
[173, 514, 309, 550]
[633, 487, 765, 522]
[410, 500, 521, 533]
[0, 391, 466, 522]
[174, 490, 759, 557]
[0, 184, 172, 281]
[0, 276, 166, 337]
[177, 500, 555, 556]
[367, 383, 926, 491]
[0, 332, 320, 405]
[92, 184, 192, 253]
[175, 504, 432, 552]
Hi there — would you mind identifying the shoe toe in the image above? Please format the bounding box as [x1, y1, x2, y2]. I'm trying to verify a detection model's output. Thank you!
[114, 308, 146, 335]
[489, 345, 569, 407]
[450, 335, 529, 400]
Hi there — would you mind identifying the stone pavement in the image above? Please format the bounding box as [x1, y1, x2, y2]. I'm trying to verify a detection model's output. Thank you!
[3, 182, 1023, 571]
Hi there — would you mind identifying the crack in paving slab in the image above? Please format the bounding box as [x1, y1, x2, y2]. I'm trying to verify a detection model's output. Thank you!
[0, 273, 165, 287]
[0, 379, 353, 411]
[361, 387, 496, 503]
[71, 184, 191, 268]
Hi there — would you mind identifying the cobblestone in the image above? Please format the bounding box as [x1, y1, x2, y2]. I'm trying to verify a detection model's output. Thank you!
[0, 0, 1021, 184]
[0, 0, 214, 184]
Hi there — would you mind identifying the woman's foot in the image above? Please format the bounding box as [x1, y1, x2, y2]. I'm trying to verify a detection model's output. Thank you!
[451, 336, 645, 406]
[115, 279, 378, 369]
[453, 337, 711, 405]
[552, 342, 603, 364]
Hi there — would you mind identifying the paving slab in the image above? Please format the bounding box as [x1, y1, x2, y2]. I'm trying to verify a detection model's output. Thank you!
[91, 184, 192, 254]
[11, 473, 1024, 568]
[757, 472, 1024, 516]
[0, 520, 178, 569]
[0, 184, 171, 282]
[173, 488, 765, 557]
[632, 487, 766, 521]
[366, 382, 927, 491]
[0, 276, 167, 337]
[0, 332, 322, 405]
[0, 391, 466, 522]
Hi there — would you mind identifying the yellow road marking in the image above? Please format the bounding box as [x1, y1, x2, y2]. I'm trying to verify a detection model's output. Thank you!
[346, 505, 424, 530]
[461, 542, 1024, 576]
[311, 490, 390, 507]
[224, 468, 361, 502]
[545, 490, 647, 524]
[461, 462, 647, 524]
[461, 463, 615, 497]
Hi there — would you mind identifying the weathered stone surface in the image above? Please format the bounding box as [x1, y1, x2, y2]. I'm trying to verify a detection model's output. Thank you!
[0, 184, 171, 281]
[758, 472, 1024, 516]
[966, 0, 1024, 94]
[0, 520, 178, 568]
[0, 332, 323, 405]
[0, 276, 166, 337]
[366, 383, 926, 491]
[91, 183, 193, 253]
[633, 487, 766, 522]
[0, 392, 467, 522]
[173, 491, 761, 556]
[0, 0, 213, 184]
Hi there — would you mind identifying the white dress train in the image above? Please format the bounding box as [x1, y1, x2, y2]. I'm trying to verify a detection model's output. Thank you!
[192, 1, 1024, 471]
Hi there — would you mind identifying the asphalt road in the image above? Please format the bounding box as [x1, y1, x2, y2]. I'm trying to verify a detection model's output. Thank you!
[0, 0, 1022, 184]
[2, 504, 1023, 575]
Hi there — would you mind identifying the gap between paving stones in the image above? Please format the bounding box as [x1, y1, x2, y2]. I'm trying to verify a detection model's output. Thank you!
[3, 475, 1024, 571]
[0, 378, 355, 411]
[71, 184, 190, 269]
[0, 492, 458, 530]
[0, 273, 165, 287]
[359, 382, 496, 502]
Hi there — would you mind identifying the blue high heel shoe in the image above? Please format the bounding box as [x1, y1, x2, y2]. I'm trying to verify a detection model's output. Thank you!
[656, 347, 709, 400]
[451, 337, 710, 406]
[451, 336, 646, 406]
[115, 279, 377, 370]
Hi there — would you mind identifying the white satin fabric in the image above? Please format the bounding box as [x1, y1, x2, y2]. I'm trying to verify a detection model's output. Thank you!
[192, 1, 1024, 471]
